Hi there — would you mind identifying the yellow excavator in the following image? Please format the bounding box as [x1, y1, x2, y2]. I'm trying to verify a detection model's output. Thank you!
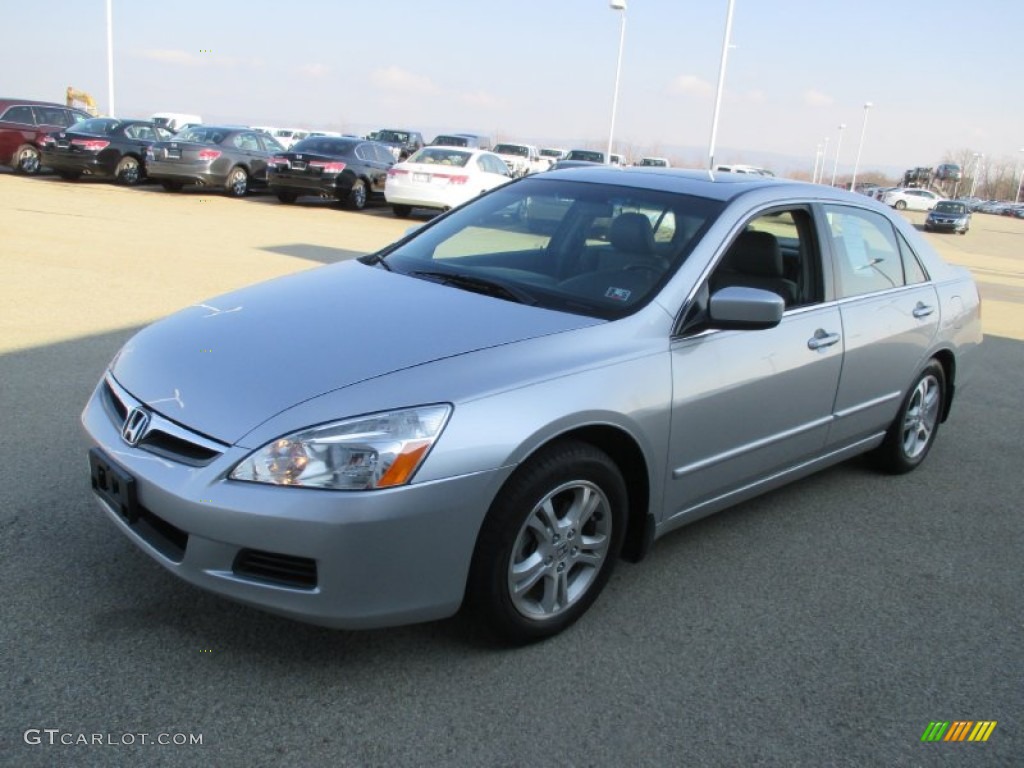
[65, 86, 99, 117]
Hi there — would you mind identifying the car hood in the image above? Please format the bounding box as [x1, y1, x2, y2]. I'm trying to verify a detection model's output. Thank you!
[110, 261, 601, 444]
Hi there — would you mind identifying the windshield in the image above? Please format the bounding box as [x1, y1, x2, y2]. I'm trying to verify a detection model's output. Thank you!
[377, 130, 410, 143]
[494, 144, 528, 157]
[933, 202, 967, 214]
[376, 178, 724, 320]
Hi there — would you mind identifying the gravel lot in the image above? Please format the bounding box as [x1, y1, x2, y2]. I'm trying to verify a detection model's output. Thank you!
[1, 173, 1021, 767]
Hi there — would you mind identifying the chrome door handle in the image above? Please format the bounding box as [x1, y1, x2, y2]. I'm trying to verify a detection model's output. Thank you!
[913, 302, 935, 319]
[807, 329, 841, 350]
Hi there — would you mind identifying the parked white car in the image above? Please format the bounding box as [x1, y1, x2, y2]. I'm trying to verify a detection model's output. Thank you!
[883, 188, 945, 211]
[491, 143, 545, 177]
[150, 112, 202, 134]
[384, 146, 513, 217]
[539, 147, 567, 168]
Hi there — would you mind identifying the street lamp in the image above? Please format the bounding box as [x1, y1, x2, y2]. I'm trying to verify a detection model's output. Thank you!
[830, 123, 846, 187]
[606, 0, 627, 165]
[1015, 148, 1024, 204]
[812, 143, 822, 183]
[970, 153, 983, 198]
[818, 136, 830, 184]
[707, 0, 736, 169]
[849, 102, 872, 192]
[106, 0, 115, 115]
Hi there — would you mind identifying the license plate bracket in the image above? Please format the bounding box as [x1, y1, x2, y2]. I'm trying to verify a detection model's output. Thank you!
[89, 448, 140, 523]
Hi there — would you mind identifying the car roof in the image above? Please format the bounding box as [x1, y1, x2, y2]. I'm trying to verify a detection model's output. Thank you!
[0, 97, 78, 109]
[535, 166, 856, 204]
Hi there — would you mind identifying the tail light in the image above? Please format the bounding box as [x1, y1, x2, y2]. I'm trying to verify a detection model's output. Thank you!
[39, 135, 56, 147]
[268, 155, 289, 169]
[198, 149, 221, 161]
[387, 168, 408, 177]
[310, 161, 346, 173]
[71, 139, 110, 152]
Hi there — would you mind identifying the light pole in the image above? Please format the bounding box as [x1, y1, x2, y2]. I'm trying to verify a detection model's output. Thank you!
[707, 0, 736, 169]
[830, 123, 846, 187]
[818, 136, 830, 184]
[106, 0, 115, 115]
[606, 0, 627, 165]
[1015, 148, 1024, 204]
[970, 153, 983, 198]
[812, 143, 822, 183]
[849, 102, 872, 192]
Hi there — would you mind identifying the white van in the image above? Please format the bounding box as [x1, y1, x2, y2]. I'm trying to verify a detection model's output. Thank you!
[150, 112, 203, 133]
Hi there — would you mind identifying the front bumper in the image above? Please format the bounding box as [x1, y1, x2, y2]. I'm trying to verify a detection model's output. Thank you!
[81, 375, 507, 629]
[925, 217, 968, 232]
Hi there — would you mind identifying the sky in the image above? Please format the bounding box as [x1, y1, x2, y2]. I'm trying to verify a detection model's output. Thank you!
[3, 0, 1022, 175]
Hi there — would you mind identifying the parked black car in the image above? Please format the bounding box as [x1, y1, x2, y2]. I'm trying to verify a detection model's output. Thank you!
[145, 125, 285, 196]
[39, 118, 174, 185]
[267, 136, 395, 209]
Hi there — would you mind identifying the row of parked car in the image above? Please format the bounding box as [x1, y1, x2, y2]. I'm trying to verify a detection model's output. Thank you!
[3, 97, 683, 216]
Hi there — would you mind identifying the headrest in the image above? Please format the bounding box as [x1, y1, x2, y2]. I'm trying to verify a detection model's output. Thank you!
[724, 230, 783, 277]
[609, 213, 656, 255]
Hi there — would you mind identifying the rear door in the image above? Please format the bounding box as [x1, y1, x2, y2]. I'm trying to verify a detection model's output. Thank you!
[820, 204, 939, 447]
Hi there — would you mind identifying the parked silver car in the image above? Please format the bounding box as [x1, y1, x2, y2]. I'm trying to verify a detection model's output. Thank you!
[82, 168, 982, 643]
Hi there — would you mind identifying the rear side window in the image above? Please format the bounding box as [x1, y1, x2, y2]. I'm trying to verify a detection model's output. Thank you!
[824, 206, 905, 298]
[897, 232, 929, 285]
[2, 106, 35, 124]
[35, 106, 74, 127]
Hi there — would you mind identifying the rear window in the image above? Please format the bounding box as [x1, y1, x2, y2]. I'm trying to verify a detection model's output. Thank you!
[72, 118, 120, 135]
[291, 137, 357, 155]
[408, 148, 471, 167]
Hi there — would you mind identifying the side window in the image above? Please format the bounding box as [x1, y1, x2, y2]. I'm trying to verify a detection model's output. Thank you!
[2, 105, 35, 124]
[897, 232, 929, 284]
[376, 145, 395, 164]
[35, 106, 70, 126]
[232, 133, 259, 151]
[708, 209, 820, 309]
[354, 144, 372, 163]
[824, 205, 905, 298]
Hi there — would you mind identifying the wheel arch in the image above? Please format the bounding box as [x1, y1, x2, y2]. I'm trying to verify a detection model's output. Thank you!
[508, 423, 655, 564]
[930, 347, 956, 422]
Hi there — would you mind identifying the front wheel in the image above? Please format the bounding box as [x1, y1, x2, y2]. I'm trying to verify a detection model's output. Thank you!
[14, 144, 41, 174]
[894, 200, 907, 210]
[115, 155, 142, 186]
[871, 361, 946, 474]
[225, 166, 248, 197]
[466, 440, 627, 644]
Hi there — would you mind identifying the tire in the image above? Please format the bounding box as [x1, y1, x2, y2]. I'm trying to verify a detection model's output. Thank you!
[160, 180, 184, 192]
[391, 204, 412, 218]
[871, 360, 946, 474]
[345, 178, 368, 210]
[115, 155, 142, 186]
[225, 166, 248, 197]
[466, 440, 627, 644]
[276, 190, 298, 204]
[894, 200, 907, 210]
[55, 169, 82, 180]
[14, 144, 41, 175]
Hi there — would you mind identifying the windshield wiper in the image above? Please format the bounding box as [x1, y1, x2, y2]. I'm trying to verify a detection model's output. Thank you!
[359, 253, 392, 271]
[409, 270, 537, 305]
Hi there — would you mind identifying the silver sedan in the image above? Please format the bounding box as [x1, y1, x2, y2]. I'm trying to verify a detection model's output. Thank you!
[82, 168, 982, 643]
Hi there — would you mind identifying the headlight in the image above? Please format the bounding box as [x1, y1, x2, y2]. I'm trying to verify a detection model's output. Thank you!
[229, 404, 451, 490]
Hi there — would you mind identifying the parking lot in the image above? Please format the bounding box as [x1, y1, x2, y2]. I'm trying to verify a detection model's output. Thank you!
[1, 173, 1021, 766]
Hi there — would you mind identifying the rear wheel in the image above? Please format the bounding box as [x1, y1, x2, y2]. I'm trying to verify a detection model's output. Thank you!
[225, 166, 248, 197]
[872, 360, 945, 474]
[346, 179, 368, 210]
[391, 204, 412, 218]
[14, 144, 40, 174]
[115, 156, 142, 186]
[894, 200, 907, 210]
[466, 440, 627, 644]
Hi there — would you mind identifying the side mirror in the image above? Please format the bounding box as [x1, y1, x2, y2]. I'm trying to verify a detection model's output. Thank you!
[707, 286, 785, 330]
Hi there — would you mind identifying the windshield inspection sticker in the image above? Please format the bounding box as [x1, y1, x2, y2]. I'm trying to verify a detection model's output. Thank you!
[605, 287, 632, 302]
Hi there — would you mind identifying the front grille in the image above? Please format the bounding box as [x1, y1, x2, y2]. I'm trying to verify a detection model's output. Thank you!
[233, 549, 318, 590]
[103, 375, 226, 466]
